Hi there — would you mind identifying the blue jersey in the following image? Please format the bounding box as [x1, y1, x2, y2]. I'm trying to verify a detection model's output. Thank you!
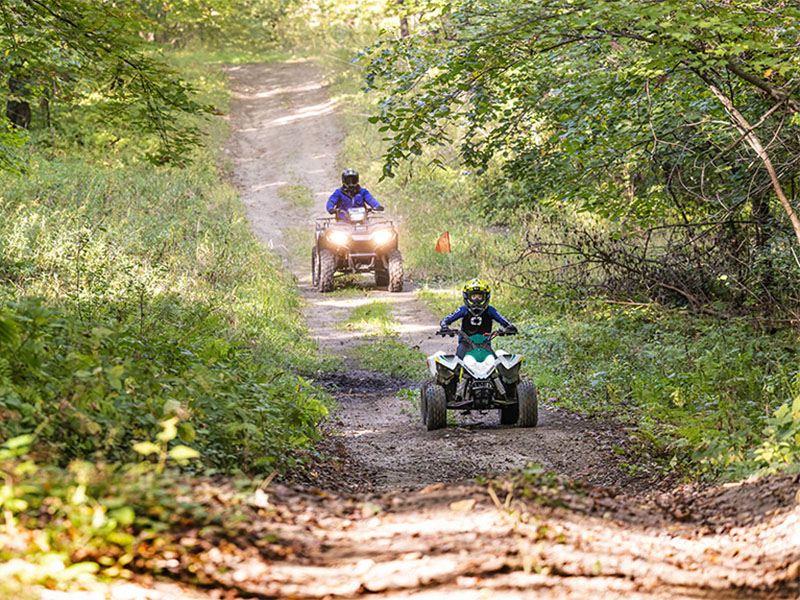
[327, 187, 382, 221]
[440, 305, 513, 338]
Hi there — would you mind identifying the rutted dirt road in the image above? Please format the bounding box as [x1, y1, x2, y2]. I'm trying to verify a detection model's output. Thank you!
[223, 60, 800, 599]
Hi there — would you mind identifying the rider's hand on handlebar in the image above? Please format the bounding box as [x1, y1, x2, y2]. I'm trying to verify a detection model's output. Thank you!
[437, 327, 455, 337]
[502, 325, 518, 335]
[373, 206, 385, 212]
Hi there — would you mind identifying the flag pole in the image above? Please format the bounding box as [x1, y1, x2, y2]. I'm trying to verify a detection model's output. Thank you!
[449, 247, 457, 301]
[435, 231, 457, 300]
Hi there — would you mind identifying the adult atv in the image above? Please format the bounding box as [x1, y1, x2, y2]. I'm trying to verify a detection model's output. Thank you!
[421, 328, 538, 430]
[312, 206, 403, 293]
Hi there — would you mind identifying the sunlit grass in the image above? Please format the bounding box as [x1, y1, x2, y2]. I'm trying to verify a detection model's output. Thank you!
[341, 300, 397, 336]
[278, 183, 315, 211]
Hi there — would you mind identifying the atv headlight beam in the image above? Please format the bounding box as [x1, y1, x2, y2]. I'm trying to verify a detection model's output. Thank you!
[327, 230, 350, 246]
[371, 229, 394, 246]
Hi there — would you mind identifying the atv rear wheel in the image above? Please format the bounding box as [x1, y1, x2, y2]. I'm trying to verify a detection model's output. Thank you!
[311, 246, 320, 287]
[425, 385, 447, 431]
[517, 381, 538, 427]
[318, 249, 335, 293]
[500, 383, 518, 424]
[388, 249, 403, 292]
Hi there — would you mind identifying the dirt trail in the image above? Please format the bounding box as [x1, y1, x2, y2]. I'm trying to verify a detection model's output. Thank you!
[226, 60, 651, 495]
[222, 61, 800, 599]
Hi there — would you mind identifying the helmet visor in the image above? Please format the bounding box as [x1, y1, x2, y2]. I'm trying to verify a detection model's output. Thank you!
[343, 173, 359, 186]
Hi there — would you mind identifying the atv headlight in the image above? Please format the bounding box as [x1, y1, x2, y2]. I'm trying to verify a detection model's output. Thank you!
[371, 229, 394, 246]
[327, 230, 350, 246]
[463, 355, 495, 379]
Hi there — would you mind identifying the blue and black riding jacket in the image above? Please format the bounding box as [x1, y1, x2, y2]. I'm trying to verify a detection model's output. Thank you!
[327, 187, 382, 221]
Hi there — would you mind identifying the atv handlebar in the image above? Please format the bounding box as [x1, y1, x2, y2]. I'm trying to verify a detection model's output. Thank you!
[436, 328, 516, 338]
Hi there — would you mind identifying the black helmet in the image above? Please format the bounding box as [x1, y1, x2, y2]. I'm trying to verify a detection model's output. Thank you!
[462, 278, 491, 316]
[342, 168, 359, 187]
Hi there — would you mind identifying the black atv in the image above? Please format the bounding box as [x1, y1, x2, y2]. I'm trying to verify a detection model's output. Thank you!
[312, 206, 403, 292]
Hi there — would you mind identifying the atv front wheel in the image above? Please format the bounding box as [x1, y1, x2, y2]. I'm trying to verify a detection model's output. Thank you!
[388, 249, 403, 293]
[517, 382, 538, 427]
[420, 382, 432, 425]
[375, 260, 389, 288]
[311, 246, 320, 287]
[500, 404, 519, 425]
[318, 249, 335, 293]
[425, 385, 447, 431]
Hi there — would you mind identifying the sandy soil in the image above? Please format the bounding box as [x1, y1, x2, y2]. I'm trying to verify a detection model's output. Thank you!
[221, 60, 800, 599]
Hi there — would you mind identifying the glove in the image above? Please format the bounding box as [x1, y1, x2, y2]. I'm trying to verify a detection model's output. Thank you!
[503, 325, 518, 335]
[327, 207, 336, 214]
[373, 205, 385, 212]
[437, 327, 451, 336]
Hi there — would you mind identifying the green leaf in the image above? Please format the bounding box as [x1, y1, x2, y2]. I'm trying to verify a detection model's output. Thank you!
[4, 434, 34, 450]
[168, 444, 200, 461]
[110, 506, 136, 526]
[157, 417, 179, 442]
[0, 314, 19, 346]
[133, 441, 161, 456]
[178, 422, 196, 442]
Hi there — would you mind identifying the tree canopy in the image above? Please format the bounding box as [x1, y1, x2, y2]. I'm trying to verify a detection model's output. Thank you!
[0, 0, 299, 169]
[363, 0, 800, 236]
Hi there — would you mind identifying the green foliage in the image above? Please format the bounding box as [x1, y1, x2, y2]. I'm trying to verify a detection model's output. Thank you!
[360, 0, 800, 319]
[752, 391, 800, 475]
[0, 434, 265, 589]
[362, 0, 800, 213]
[135, 0, 302, 47]
[0, 53, 330, 472]
[0, 0, 218, 166]
[493, 302, 798, 479]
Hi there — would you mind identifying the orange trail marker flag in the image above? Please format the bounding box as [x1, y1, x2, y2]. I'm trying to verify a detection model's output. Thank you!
[435, 231, 451, 253]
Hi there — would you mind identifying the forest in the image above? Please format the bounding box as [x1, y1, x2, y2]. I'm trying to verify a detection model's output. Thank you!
[2, 0, 800, 597]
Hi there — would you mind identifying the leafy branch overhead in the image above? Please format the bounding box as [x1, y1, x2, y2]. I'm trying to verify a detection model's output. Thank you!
[0, 0, 214, 165]
[362, 0, 800, 241]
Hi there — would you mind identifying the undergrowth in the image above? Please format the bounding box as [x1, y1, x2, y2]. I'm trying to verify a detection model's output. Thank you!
[0, 54, 330, 474]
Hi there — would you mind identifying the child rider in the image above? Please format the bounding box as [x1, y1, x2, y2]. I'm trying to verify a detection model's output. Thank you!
[438, 279, 518, 359]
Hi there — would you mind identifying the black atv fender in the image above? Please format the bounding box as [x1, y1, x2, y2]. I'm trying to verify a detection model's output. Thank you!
[495, 353, 522, 385]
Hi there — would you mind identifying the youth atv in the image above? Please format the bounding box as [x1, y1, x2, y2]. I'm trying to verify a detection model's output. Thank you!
[421, 328, 538, 430]
[312, 206, 403, 293]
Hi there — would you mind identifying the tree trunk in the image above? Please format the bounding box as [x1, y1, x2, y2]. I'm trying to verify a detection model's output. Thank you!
[6, 74, 31, 129]
[397, 0, 410, 37]
[704, 78, 800, 249]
